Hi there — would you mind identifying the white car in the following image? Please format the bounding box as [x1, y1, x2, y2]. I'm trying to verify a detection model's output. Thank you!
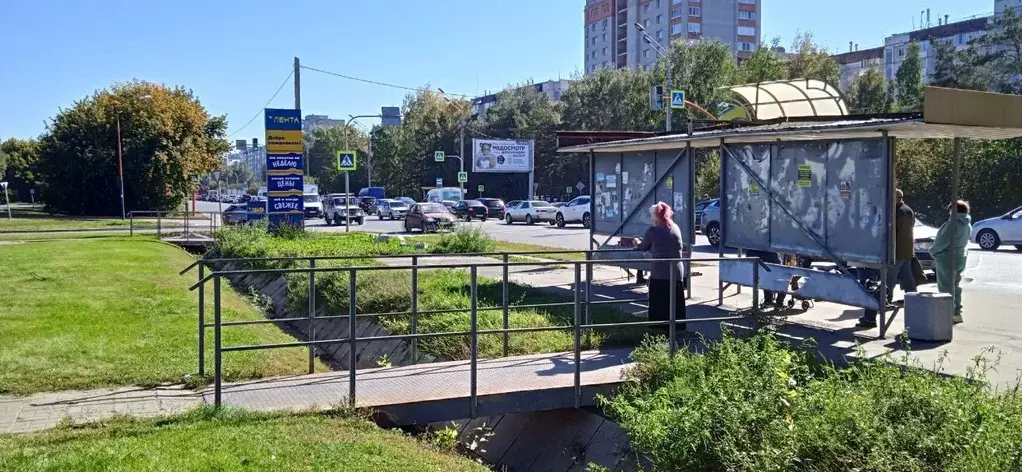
[377, 199, 409, 220]
[554, 196, 591, 228]
[504, 200, 557, 225]
[971, 205, 1022, 251]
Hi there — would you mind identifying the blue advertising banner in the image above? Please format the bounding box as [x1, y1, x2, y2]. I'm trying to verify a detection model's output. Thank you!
[267, 174, 303, 195]
[266, 153, 303, 173]
[247, 200, 266, 222]
[265, 108, 303, 230]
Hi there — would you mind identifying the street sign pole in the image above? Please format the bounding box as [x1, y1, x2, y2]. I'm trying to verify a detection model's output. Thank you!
[1, 182, 10, 221]
[344, 171, 350, 233]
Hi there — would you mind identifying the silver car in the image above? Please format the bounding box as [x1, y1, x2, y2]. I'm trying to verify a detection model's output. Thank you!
[377, 199, 409, 220]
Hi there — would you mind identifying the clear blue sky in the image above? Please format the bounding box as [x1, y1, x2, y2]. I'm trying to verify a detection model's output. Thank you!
[1, 0, 994, 140]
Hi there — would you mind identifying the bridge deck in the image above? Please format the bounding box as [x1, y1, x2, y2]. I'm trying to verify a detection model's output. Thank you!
[205, 349, 633, 425]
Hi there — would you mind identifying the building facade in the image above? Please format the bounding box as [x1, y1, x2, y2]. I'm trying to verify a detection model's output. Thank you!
[833, 46, 884, 90]
[583, 0, 761, 74]
[303, 114, 345, 132]
[471, 79, 572, 116]
[883, 16, 989, 85]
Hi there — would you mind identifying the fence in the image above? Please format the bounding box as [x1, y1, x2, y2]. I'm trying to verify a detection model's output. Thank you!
[183, 251, 766, 410]
[128, 210, 244, 237]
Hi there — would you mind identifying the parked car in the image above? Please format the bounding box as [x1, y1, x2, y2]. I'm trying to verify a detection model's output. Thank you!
[303, 193, 322, 219]
[475, 198, 506, 219]
[222, 204, 249, 225]
[395, 196, 417, 207]
[404, 203, 456, 232]
[971, 205, 1022, 251]
[358, 196, 378, 215]
[358, 187, 386, 200]
[376, 199, 409, 220]
[323, 195, 365, 226]
[695, 198, 719, 234]
[700, 199, 722, 246]
[451, 200, 488, 221]
[554, 196, 591, 228]
[505, 200, 557, 225]
[552, 202, 568, 208]
[912, 218, 940, 272]
[441, 200, 456, 209]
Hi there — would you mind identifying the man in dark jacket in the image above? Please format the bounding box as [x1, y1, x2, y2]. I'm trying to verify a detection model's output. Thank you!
[858, 189, 918, 328]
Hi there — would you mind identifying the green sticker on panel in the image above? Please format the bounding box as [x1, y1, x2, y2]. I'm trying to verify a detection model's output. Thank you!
[750, 181, 760, 195]
[797, 165, 812, 187]
[665, 176, 674, 187]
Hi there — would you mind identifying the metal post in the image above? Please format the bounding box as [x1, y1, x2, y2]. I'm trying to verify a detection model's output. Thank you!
[129, 213, 134, 236]
[293, 57, 301, 110]
[459, 123, 466, 194]
[669, 267, 677, 357]
[573, 263, 582, 408]
[198, 263, 205, 377]
[686, 142, 695, 299]
[470, 266, 479, 418]
[878, 266, 888, 338]
[157, 212, 162, 237]
[307, 259, 316, 374]
[213, 275, 222, 407]
[502, 253, 510, 357]
[411, 256, 419, 362]
[344, 172, 350, 233]
[752, 258, 760, 317]
[718, 140, 726, 306]
[666, 54, 673, 133]
[735, 248, 743, 295]
[117, 115, 126, 220]
[584, 251, 593, 348]
[348, 269, 357, 407]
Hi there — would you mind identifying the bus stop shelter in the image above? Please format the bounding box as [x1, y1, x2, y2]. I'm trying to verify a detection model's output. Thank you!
[557, 86, 1022, 337]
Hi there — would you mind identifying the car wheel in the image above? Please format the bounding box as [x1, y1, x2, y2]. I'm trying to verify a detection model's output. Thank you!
[526, 214, 534, 225]
[582, 213, 591, 229]
[556, 213, 566, 228]
[706, 222, 721, 247]
[465, 215, 472, 222]
[978, 229, 1000, 251]
[378, 213, 384, 221]
[506, 214, 513, 225]
[356, 217, 364, 225]
[1015, 245, 1022, 252]
[481, 217, 487, 222]
[324, 216, 332, 226]
[390, 214, 395, 221]
[425, 222, 437, 233]
[404, 220, 411, 232]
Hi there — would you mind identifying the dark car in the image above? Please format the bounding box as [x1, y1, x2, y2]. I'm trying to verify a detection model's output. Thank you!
[404, 203, 457, 233]
[223, 204, 249, 225]
[358, 196, 378, 215]
[476, 198, 506, 219]
[451, 200, 489, 221]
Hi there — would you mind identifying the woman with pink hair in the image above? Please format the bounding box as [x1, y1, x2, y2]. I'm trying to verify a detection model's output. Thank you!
[635, 201, 687, 330]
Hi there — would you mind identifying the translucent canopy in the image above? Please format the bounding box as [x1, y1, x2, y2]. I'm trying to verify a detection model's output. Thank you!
[728, 79, 849, 120]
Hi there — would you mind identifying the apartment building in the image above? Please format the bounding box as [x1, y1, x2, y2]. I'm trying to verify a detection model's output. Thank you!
[471, 79, 572, 116]
[583, 0, 761, 74]
[884, 16, 990, 85]
[833, 46, 884, 90]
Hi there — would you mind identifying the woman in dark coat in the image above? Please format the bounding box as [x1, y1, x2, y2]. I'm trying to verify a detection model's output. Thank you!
[635, 202, 687, 330]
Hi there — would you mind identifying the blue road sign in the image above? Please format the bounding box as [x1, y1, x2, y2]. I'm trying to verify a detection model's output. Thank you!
[434, 151, 445, 162]
[457, 171, 468, 183]
[671, 90, 686, 110]
[336, 151, 357, 171]
[436, 177, 443, 187]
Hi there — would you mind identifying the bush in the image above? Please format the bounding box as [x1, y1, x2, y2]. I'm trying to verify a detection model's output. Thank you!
[430, 225, 495, 254]
[602, 333, 1022, 472]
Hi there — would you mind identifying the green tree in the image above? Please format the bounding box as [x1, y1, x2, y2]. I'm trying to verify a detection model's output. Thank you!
[846, 67, 892, 114]
[973, 8, 1022, 93]
[738, 40, 787, 84]
[931, 40, 984, 90]
[479, 83, 563, 197]
[662, 39, 740, 118]
[37, 81, 228, 215]
[786, 32, 840, 86]
[895, 42, 925, 112]
[560, 68, 657, 131]
[0, 138, 41, 202]
[304, 125, 367, 194]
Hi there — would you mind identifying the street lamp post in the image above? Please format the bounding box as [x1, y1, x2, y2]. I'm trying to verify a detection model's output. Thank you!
[116, 115, 126, 219]
[635, 23, 672, 133]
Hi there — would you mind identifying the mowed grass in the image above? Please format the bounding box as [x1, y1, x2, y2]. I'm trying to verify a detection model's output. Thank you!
[0, 238, 317, 395]
[0, 208, 156, 232]
[408, 235, 586, 261]
[0, 407, 486, 472]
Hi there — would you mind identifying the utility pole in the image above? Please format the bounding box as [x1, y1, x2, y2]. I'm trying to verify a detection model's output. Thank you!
[459, 121, 466, 195]
[294, 57, 301, 110]
[666, 59, 672, 133]
[117, 115, 126, 219]
[367, 136, 373, 188]
[635, 23, 671, 133]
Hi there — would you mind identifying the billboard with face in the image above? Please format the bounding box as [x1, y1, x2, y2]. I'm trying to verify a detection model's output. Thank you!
[472, 139, 533, 173]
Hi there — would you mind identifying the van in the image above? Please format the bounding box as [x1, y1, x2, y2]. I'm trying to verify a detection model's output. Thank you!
[426, 187, 464, 204]
[358, 187, 386, 200]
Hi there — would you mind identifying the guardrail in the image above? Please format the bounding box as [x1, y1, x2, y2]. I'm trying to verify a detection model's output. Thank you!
[186, 252, 766, 410]
[128, 210, 241, 237]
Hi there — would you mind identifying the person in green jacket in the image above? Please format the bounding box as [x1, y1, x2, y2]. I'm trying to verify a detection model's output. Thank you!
[929, 200, 973, 324]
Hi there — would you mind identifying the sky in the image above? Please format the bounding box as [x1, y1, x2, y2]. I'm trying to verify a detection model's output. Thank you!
[0, 0, 997, 141]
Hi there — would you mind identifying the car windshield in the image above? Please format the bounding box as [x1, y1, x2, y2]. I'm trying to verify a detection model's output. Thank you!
[390, 202, 407, 209]
[531, 201, 553, 207]
[420, 203, 448, 213]
[480, 199, 503, 207]
[304, 195, 320, 203]
[333, 197, 357, 206]
[467, 200, 486, 207]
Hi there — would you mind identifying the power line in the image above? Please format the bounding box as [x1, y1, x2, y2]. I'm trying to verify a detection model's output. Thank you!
[228, 69, 294, 138]
[300, 64, 473, 98]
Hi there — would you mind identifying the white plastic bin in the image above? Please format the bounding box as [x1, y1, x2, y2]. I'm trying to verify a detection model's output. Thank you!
[904, 292, 954, 342]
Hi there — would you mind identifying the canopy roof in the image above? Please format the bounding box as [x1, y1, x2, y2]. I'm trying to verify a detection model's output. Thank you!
[557, 87, 1022, 153]
[729, 79, 849, 120]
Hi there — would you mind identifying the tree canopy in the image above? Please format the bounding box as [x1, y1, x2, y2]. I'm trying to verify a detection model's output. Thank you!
[895, 42, 925, 112]
[37, 81, 228, 215]
[0, 138, 41, 202]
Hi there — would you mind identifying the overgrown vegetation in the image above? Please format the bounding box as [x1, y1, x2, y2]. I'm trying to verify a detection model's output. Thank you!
[0, 407, 486, 472]
[214, 227, 643, 360]
[602, 333, 1022, 472]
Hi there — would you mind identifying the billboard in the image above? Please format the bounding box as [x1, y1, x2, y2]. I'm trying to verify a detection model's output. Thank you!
[471, 139, 533, 173]
[265, 108, 304, 228]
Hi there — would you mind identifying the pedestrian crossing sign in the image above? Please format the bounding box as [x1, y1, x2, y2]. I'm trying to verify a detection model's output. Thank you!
[434, 151, 445, 162]
[671, 90, 686, 109]
[336, 151, 357, 171]
[457, 171, 468, 183]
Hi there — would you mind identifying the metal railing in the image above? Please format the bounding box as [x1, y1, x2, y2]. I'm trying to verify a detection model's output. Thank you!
[185, 252, 766, 410]
[128, 210, 235, 237]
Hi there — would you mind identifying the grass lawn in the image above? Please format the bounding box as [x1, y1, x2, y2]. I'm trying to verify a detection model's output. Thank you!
[409, 234, 586, 261]
[0, 407, 485, 472]
[0, 238, 319, 395]
[0, 208, 158, 233]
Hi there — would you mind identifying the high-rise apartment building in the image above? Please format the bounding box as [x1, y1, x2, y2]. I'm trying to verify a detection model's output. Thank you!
[583, 0, 761, 74]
